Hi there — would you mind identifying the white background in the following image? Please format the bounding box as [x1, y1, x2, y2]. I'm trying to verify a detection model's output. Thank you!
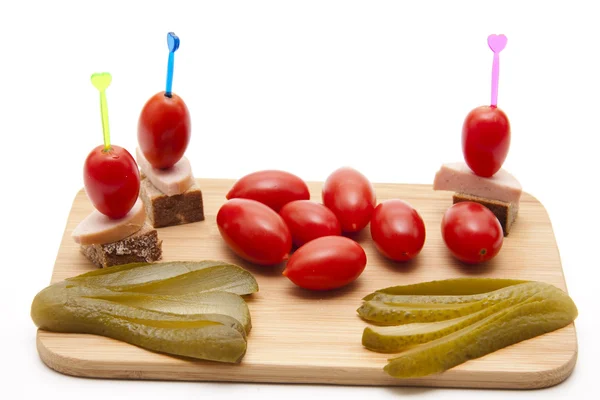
[1, 0, 597, 398]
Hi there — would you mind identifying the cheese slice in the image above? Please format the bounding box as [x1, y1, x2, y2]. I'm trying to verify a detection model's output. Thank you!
[72, 200, 146, 245]
[433, 162, 522, 205]
[136, 148, 194, 196]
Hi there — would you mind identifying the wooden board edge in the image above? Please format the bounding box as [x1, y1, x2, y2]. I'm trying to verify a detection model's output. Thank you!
[36, 328, 578, 389]
[36, 331, 83, 379]
[516, 190, 573, 295]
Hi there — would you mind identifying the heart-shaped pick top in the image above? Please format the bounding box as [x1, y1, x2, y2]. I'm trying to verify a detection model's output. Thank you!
[167, 32, 180, 53]
[488, 34, 507, 53]
[91, 72, 112, 91]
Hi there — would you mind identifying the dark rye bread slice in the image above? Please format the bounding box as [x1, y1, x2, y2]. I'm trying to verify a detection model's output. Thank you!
[140, 177, 205, 228]
[80, 223, 162, 268]
[453, 193, 518, 236]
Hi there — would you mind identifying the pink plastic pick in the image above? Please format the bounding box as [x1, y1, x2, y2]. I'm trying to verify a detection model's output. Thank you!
[487, 34, 507, 107]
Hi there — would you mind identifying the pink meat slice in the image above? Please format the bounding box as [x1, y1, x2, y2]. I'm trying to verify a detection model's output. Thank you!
[433, 162, 522, 205]
[136, 148, 195, 196]
[72, 199, 146, 245]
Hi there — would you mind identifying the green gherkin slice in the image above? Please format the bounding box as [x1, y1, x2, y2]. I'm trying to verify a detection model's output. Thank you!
[357, 282, 547, 325]
[90, 290, 252, 333]
[363, 278, 526, 300]
[383, 286, 578, 378]
[358, 300, 483, 325]
[363, 308, 495, 353]
[67, 261, 259, 296]
[67, 261, 221, 285]
[31, 284, 247, 363]
[362, 283, 545, 352]
[365, 281, 537, 305]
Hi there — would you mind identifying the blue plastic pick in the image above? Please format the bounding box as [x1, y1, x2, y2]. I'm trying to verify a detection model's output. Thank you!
[165, 32, 180, 97]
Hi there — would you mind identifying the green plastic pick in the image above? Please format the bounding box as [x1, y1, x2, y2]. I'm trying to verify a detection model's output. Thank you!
[91, 73, 112, 150]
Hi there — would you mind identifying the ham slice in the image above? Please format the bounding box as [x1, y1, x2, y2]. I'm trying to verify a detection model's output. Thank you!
[136, 147, 194, 196]
[433, 162, 522, 205]
[72, 199, 146, 245]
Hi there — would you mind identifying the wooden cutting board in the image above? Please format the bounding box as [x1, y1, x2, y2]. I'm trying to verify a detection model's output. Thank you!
[36, 179, 577, 389]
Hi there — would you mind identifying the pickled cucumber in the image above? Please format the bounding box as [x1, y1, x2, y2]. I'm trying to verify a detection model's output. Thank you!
[88, 290, 252, 333]
[363, 278, 527, 300]
[358, 282, 549, 325]
[384, 287, 578, 378]
[361, 283, 544, 352]
[32, 285, 247, 362]
[358, 279, 578, 378]
[358, 300, 486, 325]
[68, 261, 259, 296]
[365, 281, 539, 305]
[31, 260, 258, 363]
[363, 308, 492, 353]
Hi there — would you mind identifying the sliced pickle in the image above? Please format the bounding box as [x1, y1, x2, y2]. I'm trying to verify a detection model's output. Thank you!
[365, 281, 538, 305]
[357, 282, 549, 325]
[358, 279, 578, 378]
[383, 286, 578, 378]
[363, 278, 526, 301]
[358, 300, 485, 325]
[362, 283, 550, 352]
[67, 261, 223, 285]
[32, 260, 259, 363]
[90, 290, 252, 333]
[31, 284, 247, 362]
[363, 308, 493, 353]
[67, 261, 259, 296]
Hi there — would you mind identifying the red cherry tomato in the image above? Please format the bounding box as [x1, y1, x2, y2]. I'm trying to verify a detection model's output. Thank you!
[322, 167, 376, 233]
[370, 199, 426, 262]
[83, 145, 140, 219]
[217, 198, 292, 266]
[283, 236, 367, 290]
[441, 201, 503, 264]
[279, 200, 341, 247]
[138, 92, 191, 169]
[226, 170, 310, 212]
[462, 105, 511, 177]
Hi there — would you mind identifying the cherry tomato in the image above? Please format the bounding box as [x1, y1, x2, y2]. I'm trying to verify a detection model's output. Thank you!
[217, 198, 292, 266]
[462, 105, 511, 178]
[283, 236, 367, 290]
[322, 167, 376, 233]
[138, 92, 191, 169]
[226, 170, 310, 212]
[441, 201, 503, 264]
[370, 199, 426, 262]
[83, 145, 140, 219]
[279, 200, 341, 247]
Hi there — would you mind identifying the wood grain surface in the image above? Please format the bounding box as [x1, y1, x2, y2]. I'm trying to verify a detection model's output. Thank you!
[36, 179, 577, 389]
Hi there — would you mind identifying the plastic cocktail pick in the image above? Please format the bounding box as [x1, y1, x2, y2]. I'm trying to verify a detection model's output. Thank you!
[165, 32, 180, 98]
[91, 72, 113, 150]
[487, 34, 507, 107]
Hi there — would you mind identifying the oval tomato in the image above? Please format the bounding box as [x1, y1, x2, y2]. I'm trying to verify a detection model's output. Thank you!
[370, 199, 426, 262]
[441, 201, 503, 264]
[322, 167, 376, 233]
[279, 200, 341, 247]
[226, 170, 310, 212]
[283, 236, 367, 290]
[138, 92, 191, 169]
[462, 105, 511, 177]
[83, 145, 140, 219]
[217, 199, 292, 266]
